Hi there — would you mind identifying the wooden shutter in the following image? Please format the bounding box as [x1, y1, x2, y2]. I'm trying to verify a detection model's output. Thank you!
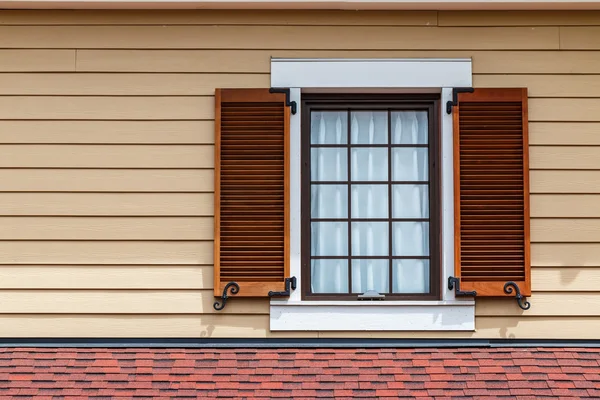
[453, 88, 530, 297]
[214, 89, 290, 297]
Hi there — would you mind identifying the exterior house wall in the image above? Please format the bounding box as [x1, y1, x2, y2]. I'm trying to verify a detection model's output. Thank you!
[0, 9, 599, 338]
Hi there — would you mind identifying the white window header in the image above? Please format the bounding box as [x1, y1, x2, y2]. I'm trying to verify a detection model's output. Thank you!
[271, 58, 472, 89]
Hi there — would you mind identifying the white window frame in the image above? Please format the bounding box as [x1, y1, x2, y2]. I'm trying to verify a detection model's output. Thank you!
[269, 58, 475, 331]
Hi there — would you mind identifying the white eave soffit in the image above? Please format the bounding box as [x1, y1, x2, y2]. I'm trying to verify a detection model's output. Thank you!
[2, 0, 600, 10]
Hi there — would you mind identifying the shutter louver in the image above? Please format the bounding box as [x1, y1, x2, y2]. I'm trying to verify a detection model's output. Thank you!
[453, 88, 531, 297]
[214, 89, 290, 298]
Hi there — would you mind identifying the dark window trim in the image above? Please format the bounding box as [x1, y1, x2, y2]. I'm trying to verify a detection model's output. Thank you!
[301, 94, 441, 301]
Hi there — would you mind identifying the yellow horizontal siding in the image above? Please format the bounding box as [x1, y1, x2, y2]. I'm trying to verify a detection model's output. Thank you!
[0, 10, 598, 339]
[0, 121, 213, 144]
[0, 193, 213, 216]
[0, 26, 559, 50]
[0, 265, 213, 289]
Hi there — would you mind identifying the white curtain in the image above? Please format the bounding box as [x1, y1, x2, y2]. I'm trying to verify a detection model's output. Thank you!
[310, 111, 430, 294]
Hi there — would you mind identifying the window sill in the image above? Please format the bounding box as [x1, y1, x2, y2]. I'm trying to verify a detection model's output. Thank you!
[269, 299, 475, 331]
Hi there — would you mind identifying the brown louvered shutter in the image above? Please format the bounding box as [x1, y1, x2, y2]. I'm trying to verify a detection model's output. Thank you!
[454, 88, 531, 297]
[214, 89, 289, 297]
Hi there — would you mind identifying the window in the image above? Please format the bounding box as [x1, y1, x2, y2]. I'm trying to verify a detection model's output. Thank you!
[301, 95, 441, 300]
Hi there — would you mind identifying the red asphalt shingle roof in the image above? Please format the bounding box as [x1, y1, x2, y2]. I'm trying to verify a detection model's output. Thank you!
[0, 347, 599, 399]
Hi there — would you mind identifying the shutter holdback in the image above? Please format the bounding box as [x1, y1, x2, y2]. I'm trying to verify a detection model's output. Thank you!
[213, 282, 240, 311]
[446, 87, 474, 114]
[269, 88, 298, 115]
[504, 281, 531, 310]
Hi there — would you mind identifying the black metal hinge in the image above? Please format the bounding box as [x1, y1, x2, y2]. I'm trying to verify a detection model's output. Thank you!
[448, 276, 477, 297]
[504, 281, 531, 311]
[213, 281, 239, 311]
[269, 88, 297, 115]
[446, 87, 474, 114]
[268, 277, 297, 297]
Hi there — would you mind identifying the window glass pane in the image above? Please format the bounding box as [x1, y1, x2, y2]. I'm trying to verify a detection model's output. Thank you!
[391, 111, 428, 144]
[351, 148, 388, 181]
[351, 184, 388, 218]
[311, 148, 348, 181]
[392, 259, 430, 293]
[351, 222, 389, 256]
[350, 111, 388, 144]
[311, 222, 348, 256]
[311, 111, 348, 145]
[392, 222, 429, 256]
[312, 185, 348, 219]
[352, 259, 389, 294]
[392, 148, 428, 181]
[311, 259, 348, 293]
[392, 184, 429, 218]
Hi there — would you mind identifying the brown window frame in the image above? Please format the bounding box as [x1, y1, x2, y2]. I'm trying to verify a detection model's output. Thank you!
[301, 93, 441, 301]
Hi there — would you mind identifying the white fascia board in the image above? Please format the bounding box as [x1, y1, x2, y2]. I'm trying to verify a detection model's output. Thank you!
[271, 58, 472, 89]
[270, 302, 475, 331]
[3, 0, 600, 10]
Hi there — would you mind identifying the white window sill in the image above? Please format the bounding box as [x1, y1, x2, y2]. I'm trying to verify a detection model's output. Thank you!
[269, 300, 475, 331]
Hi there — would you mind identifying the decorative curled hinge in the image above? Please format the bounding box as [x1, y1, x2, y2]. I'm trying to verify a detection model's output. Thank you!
[269, 88, 297, 115]
[446, 87, 474, 114]
[268, 277, 297, 297]
[504, 281, 531, 311]
[213, 282, 239, 311]
[448, 276, 477, 297]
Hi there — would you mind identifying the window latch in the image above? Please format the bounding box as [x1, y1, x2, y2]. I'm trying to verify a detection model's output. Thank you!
[357, 290, 385, 301]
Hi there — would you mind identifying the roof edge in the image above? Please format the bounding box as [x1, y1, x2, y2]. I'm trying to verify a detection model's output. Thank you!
[1, 338, 600, 348]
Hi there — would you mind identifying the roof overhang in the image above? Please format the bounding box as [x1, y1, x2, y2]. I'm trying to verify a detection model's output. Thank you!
[1, 0, 600, 10]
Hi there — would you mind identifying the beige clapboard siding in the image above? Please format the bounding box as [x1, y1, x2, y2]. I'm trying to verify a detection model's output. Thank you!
[0, 290, 268, 315]
[530, 171, 600, 194]
[529, 123, 600, 146]
[0, 50, 75, 72]
[0, 121, 213, 144]
[0, 217, 213, 240]
[0, 241, 213, 265]
[532, 219, 600, 242]
[476, 293, 600, 317]
[76, 50, 600, 74]
[0, 193, 213, 216]
[0, 314, 598, 339]
[0, 315, 319, 338]
[0, 145, 213, 168]
[439, 11, 600, 26]
[532, 195, 600, 218]
[0, 73, 269, 96]
[0, 169, 212, 192]
[529, 99, 600, 122]
[531, 147, 600, 170]
[318, 318, 600, 339]
[474, 75, 600, 98]
[533, 267, 600, 292]
[560, 27, 600, 50]
[0, 96, 213, 120]
[0, 265, 213, 289]
[1, 73, 598, 97]
[0, 10, 437, 26]
[1, 97, 595, 123]
[532, 243, 600, 267]
[0, 26, 559, 50]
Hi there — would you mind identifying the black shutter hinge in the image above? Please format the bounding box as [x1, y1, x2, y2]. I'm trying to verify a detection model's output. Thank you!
[269, 88, 297, 115]
[504, 281, 531, 310]
[268, 276, 297, 297]
[448, 276, 477, 297]
[446, 87, 474, 114]
[213, 281, 239, 311]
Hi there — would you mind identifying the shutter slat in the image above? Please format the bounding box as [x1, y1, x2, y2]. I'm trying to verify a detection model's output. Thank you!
[454, 88, 531, 297]
[214, 88, 290, 298]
